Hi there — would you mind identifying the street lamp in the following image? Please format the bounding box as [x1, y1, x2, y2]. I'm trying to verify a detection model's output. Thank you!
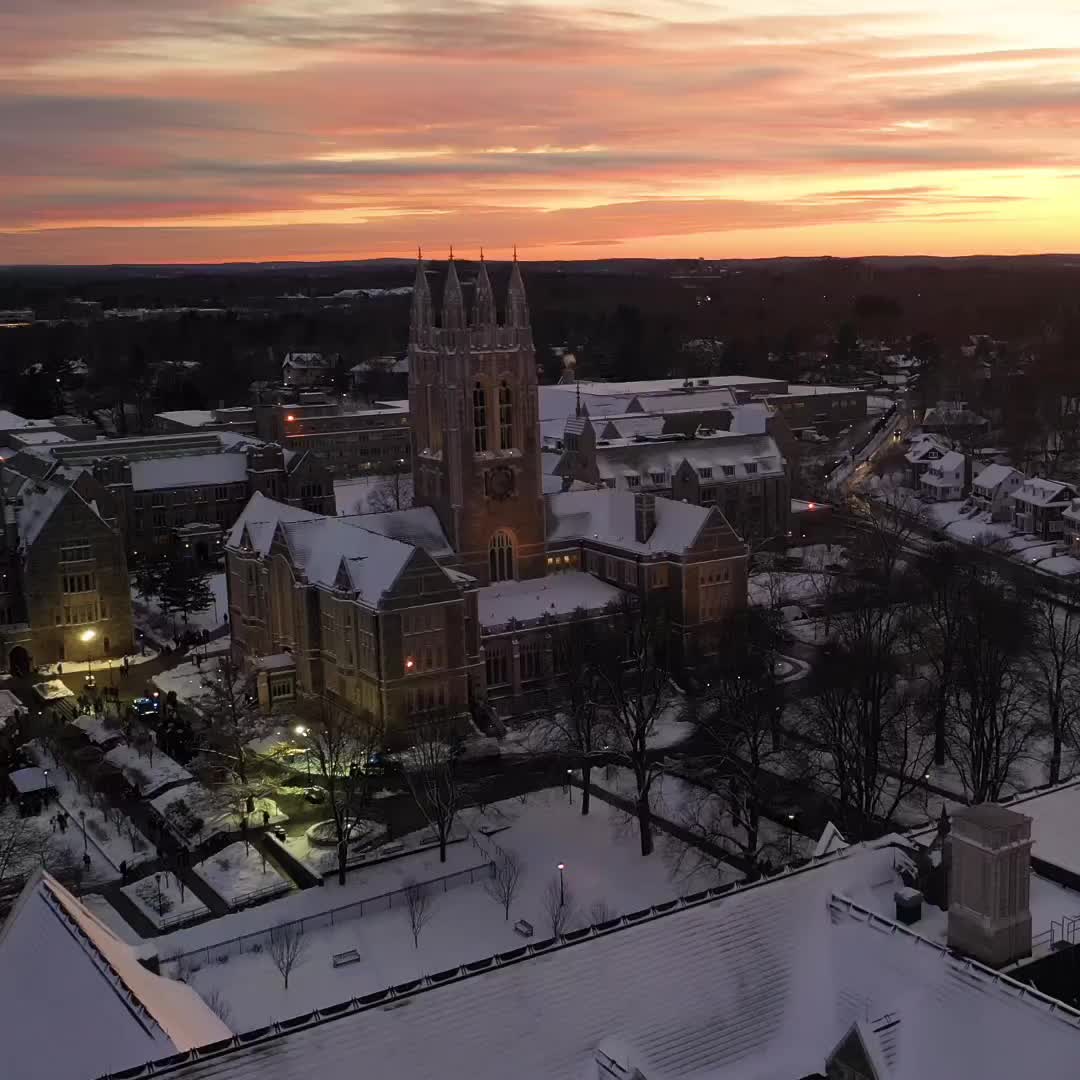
[557, 862, 566, 906]
[80, 628, 97, 683]
[566, 769, 573, 805]
[786, 813, 795, 860]
[79, 809, 87, 855]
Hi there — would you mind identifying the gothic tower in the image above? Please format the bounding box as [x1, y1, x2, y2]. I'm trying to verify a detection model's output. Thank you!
[408, 253, 546, 585]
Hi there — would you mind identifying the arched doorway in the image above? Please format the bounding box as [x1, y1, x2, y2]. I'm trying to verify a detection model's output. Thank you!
[8, 646, 30, 678]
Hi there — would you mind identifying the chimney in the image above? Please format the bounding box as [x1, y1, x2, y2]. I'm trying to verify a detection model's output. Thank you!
[947, 804, 1032, 968]
[634, 492, 656, 544]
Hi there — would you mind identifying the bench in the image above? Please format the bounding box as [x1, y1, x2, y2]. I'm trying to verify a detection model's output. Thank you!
[380, 842, 404, 856]
[513, 919, 534, 938]
[332, 949, 361, 968]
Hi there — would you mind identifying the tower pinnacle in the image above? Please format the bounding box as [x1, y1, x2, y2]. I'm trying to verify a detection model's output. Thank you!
[473, 253, 497, 331]
[442, 254, 465, 329]
[506, 253, 529, 331]
[409, 251, 432, 344]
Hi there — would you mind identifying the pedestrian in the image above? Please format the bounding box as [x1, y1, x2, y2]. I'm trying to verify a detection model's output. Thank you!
[119, 859, 127, 883]
[262, 809, 270, 828]
[57, 662, 63, 676]
[58, 813, 67, 833]
[50, 814, 57, 833]
[123, 656, 129, 674]
[82, 852, 91, 874]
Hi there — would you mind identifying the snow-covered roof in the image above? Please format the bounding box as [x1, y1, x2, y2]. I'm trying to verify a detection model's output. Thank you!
[282, 352, 330, 368]
[1037, 555, 1080, 577]
[0, 688, 22, 724]
[8, 766, 51, 794]
[592, 433, 784, 483]
[130, 452, 249, 492]
[0, 871, 229, 1080]
[1013, 477, 1076, 508]
[32, 679, 75, 700]
[904, 438, 948, 465]
[349, 506, 452, 558]
[127, 839, 1080, 1080]
[773, 383, 859, 396]
[12, 475, 70, 547]
[0, 409, 36, 430]
[11, 430, 74, 445]
[229, 493, 451, 606]
[253, 652, 296, 671]
[973, 463, 1023, 492]
[156, 410, 217, 428]
[478, 572, 624, 628]
[925, 450, 964, 474]
[922, 405, 988, 428]
[71, 711, 124, 746]
[546, 490, 713, 555]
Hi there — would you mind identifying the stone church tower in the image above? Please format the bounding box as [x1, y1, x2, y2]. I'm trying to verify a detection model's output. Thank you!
[408, 254, 546, 585]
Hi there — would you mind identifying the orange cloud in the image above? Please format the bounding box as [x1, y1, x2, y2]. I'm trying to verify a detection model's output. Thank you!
[2, 1, 1079, 262]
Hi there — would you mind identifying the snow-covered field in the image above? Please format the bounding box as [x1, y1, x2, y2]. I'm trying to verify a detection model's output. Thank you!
[193, 841, 293, 907]
[151, 785, 285, 850]
[122, 871, 209, 930]
[172, 789, 732, 1029]
[151, 660, 213, 706]
[131, 571, 228, 641]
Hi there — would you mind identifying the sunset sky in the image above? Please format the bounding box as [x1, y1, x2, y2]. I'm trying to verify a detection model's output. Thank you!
[3, 0, 1080, 264]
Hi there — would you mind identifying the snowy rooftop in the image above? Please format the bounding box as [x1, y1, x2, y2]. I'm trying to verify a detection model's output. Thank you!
[230, 492, 453, 606]
[10, 429, 74, 445]
[0, 871, 229, 1080]
[593, 433, 784, 481]
[252, 652, 296, 671]
[478, 571, 624, 628]
[0, 688, 22, 723]
[997, 780, 1080, 878]
[568, 376, 779, 395]
[127, 840, 1080, 1080]
[0, 409, 37, 430]
[8, 766, 51, 794]
[974, 463, 1023, 491]
[771, 383, 859, 396]
[1014, 477, 1076, 507]
[131, 452, 249, 492]
[347, 506, 453, 558]
[156, 410, 217, 427]
[547, 489, 715, 555]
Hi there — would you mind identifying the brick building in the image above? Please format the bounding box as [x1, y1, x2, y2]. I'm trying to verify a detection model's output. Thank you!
[1, 462, 132, 672]
[226, 257, 749, 725]
[10, 431, 334, 563]
[155, 390, 410, 479]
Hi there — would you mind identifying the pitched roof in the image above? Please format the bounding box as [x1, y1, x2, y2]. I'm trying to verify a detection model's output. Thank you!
[973, 463, 1023, 491]
[1014, 477, 1076, 507]
[546, 489, 715, 555]
[350, 506, 453, 558]
[228, 492, 447, 605]
[478, 571, 624, 628]
[0, 871, 228, 1080]
[113, 840, 1080, 1080]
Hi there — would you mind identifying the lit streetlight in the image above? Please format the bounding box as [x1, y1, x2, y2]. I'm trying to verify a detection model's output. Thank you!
[566, 769, 573, 806]
[786, 813, 795, 860]
[557, 862, 566, 906]
[80, 628, 97, 683]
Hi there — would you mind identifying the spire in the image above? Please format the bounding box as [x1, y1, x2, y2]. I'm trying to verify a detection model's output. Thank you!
[473, 251, 497, 329]
[505, 250, 530, 330]
[442, 252, 465, 330]
[409, 250, 432, 344]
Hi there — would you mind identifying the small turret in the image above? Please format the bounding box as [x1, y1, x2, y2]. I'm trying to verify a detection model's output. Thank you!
[473, 252, 497, 336]
[409, 251, 432, 345]
[442, 253, 465, 330]
[505, 249, 530, 332]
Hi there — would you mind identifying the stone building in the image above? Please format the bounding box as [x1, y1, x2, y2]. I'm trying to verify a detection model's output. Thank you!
[8, 431, 334, 564]
[1, 461, 133, 672]
[225, 256, 749, 725]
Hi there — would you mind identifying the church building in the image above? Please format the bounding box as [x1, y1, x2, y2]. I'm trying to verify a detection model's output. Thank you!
[225, 256, 749, 727]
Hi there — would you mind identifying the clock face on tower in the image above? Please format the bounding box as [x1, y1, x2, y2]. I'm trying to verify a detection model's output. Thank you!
[487, 466, 515, 501]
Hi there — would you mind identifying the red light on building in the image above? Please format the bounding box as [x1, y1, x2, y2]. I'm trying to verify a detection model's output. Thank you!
[286, 414, 295, 422]
[405, 657, 415, 671]
[807, 502, 816, 510]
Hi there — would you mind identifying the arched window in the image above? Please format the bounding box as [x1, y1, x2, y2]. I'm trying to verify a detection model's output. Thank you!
[489, 531, 515, 582]
[498, 380, 513, 450]
[473, 382, 487, 453]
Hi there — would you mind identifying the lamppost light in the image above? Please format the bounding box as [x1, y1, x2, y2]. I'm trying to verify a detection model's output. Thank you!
[557, 863, 565, 871]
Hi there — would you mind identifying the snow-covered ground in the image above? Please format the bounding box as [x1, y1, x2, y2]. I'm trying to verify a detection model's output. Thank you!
[151, 785, 286, 850]
[37, 650, 159, 677]
[333, 474, 413, 516]
[593, 766, 810, 866]
[193, 841, 293, 907]
[131, 571, 228, 642]
[151, 660, 213, 707]
[103, 742, 194, 799]
[122, 871, 210, 930]
[30, 743, 155, 875]
[168, 789, 734, 1029]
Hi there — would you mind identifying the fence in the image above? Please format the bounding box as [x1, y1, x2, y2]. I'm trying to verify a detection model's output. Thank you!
[165, 859, 495, 967]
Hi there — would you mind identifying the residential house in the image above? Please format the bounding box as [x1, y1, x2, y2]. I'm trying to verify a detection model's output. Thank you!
[921, 401, 990, 441]
[919, 450, 967, 502]
[1011, 478, 1079, 539]
[972, 464, 1025, 521]
[281, 351, 337, 387]
[904, 434, 950, 487]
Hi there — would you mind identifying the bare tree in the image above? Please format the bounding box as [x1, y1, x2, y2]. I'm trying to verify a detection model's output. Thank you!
[484, 849, 523, 921]
[203, 988, 234, 1029]
[1028, 586, 1080, 784]
[543, 874, 575, 937]
[800, 597, 933, 837]
[594, 595, 673, 857]
[0, 813, 47, 904]
[679, 609, 804, 875]
[366, 471, 410, 514]
[532, 613, 605, 815]
[301, 700, 383, 885]
[589, 899, 615, 924]
[403, 879, 433, 948]
[197, 655, 266, 788]
[268, 923, 307, 990]
[947, 574, 1039, 802]
[404, 712, 460, 863]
